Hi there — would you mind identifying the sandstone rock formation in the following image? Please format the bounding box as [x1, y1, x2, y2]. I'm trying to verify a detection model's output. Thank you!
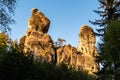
[20, 8, 55, 62]
[56, 45, 77, 67]
[56, 25, 98, 75]
[76, 25, 98, 74]
[77, 25, 97, 56]
[20, 8, 98, 75]
[28, 8, 50, 33]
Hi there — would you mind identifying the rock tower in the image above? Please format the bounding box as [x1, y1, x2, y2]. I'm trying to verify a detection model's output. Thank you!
[20, 9, 98, 75]
[20, 8, 55, 62]
[77, 25, 98, 74]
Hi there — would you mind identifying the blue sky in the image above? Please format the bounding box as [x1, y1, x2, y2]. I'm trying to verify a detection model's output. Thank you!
[11, 0, 99, 47]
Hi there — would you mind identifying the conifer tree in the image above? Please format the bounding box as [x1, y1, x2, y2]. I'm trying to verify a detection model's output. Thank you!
[90, 0, 120, 79]
[97, 20, 120, 80]
[90, 0, 120, 36]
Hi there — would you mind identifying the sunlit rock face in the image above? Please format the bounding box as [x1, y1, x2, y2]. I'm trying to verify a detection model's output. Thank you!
[77, 25, 97, 56]
[56, 45, 77, 68]
[20, 8, 98, 75]
[77, 25, 98, 75]
[56, 26, 98, 74]
[20, 8, 55, 62]
[28, 8, 50, 33]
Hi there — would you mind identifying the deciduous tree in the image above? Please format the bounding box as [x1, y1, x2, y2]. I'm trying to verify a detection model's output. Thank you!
[0, 0, 17, 33]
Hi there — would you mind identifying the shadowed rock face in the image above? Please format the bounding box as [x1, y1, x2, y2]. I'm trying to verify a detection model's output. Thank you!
[20, 9, 98, 75]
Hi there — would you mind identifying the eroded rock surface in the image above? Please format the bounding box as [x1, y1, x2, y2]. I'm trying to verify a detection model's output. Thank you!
[20, 8, 55, 62]
[28, 8, 50, 33]
[77, 25, 97, 56]
[77, 25, 98, 74]
[20, 9, 98, 75]
[56, 45, 77, 67]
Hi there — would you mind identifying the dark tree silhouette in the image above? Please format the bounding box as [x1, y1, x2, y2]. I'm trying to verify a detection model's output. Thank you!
[0, 0, 17, 33]
[0, 35, 95, 80]
[90, 0, 120, 36]
[97, 20, 120, 80]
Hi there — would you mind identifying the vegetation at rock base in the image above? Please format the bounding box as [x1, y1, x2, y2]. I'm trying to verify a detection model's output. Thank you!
[0, 0, 120, 80]
[0, 33, 95, 80]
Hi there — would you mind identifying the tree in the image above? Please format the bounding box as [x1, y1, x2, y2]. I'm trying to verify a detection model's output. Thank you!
[0, 34, 95, 80]
[0, 32, 10, 62]
[90, 0, 120, 36]
[0, 32, 9, 50]
[97, 20, 120, 80]
[54, 38, 66, 47]
[0, 0, 17, 33]
[90, 1, 120, 79]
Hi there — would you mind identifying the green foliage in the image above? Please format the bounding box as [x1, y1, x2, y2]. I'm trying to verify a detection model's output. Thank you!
[90, 1, 120, 79]
[0, 51, 34, 80]
[0, 32, 10, 62]
[0, 37, 95, 80]
[0, 53, 95, 80]
[9, 40, 24, 53]
[0, 0, 17, 32]
[97, 20, 120, 80]
[0, 32, 95, 80]
[0, 32, 9, 48]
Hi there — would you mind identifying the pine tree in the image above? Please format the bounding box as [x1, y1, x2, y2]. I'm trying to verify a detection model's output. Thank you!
[97, 20, 120, 80]
[90, 0, 120, 36]
[90, 0, 120, 79]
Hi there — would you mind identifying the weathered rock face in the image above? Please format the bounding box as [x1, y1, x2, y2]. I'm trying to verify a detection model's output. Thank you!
[20, 8, 55, 62]
[56, 25, 98, 74]
[76, 25, 98, 74]
[76, 54, 98, 74]
[56, 45, 77, 67]
[20, 8, 98, 75]
[77, 25, 97, 56]
[28, 8, 50, 33]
